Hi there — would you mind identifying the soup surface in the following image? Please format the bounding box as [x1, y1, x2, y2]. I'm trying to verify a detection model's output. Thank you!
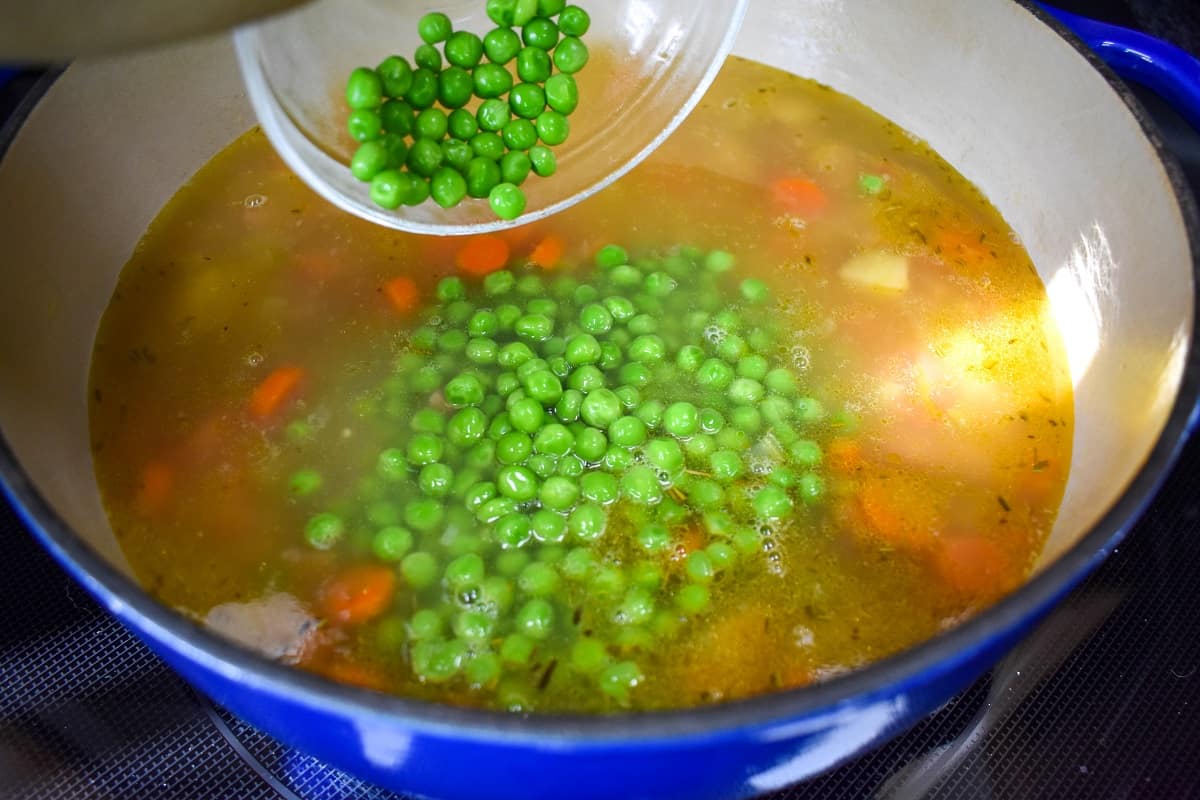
[90, 56, 1073, 712]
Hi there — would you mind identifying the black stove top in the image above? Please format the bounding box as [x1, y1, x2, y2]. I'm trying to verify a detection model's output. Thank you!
[3, 3, 1200, 798]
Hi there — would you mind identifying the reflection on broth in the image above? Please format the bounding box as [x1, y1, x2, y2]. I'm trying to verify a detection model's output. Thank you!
[89, 57, 1072, 712]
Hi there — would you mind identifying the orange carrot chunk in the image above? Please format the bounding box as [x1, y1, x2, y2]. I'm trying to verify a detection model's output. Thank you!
[934, 536, 1011, 598]
[319, 564, 397, 625]
[383, 275, 420, 314]
[248, 365, 305, 418]
[135, 461, 173, 513]
[528, 234, 566, 270]
[456, 235, 511, 276]
[772, 177, 828, 216]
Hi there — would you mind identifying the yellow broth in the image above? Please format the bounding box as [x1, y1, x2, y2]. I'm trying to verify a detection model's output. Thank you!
[89, 57, 1072, 711]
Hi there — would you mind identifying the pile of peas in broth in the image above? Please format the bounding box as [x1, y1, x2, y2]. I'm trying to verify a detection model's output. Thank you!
[296, 244, 834, 710]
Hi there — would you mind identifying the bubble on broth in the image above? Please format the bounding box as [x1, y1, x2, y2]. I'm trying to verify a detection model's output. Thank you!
[246, 351, 264, 367]
[243, 193, 268, 208]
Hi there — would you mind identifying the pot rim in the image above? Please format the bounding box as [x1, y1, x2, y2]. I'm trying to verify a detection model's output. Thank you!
[1, 0, 1197, 747]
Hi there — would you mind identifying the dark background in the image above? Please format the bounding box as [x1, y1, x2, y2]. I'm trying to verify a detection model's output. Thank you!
[2, 2, 1199, 798]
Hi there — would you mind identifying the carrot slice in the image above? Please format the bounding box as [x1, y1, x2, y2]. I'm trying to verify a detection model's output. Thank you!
[319, 565, 397, 625]
[248, 366, 305, 418]
[317, 659, 389, 692]
[826, 438, 863, 474]
[528, 234, 565, 270]
[933, 226, 993, 265]
[135, 461, 173, 513]
[382, 275, 420, 314]
[856, 479, 937, 551]
[772, 177, 828, 216]
[934, 536, 1011, 598]
[456, 235, 511, 276]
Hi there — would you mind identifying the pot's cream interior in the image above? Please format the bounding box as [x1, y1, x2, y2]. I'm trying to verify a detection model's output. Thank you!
[0, 0, 1192, 583]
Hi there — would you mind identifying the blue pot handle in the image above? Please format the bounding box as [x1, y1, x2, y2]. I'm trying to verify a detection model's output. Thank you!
[1038, 3, 1200, 131]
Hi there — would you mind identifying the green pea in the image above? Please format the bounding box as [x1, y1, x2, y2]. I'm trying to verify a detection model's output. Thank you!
[579, 303, 613, 334]
[522, 16, 559, 49]
[502, 118, 538, 150]
[621, 465, 662, 505]
[529, 145, 557, 177]
[598, 660, 642, 703]
[705, 250, 735, 273]
[405, 67, 438, 109]
[288, 468, 322, 497]
[525, 371, 564, 406]
[535, 110, 570, 146]
[615, 587, 655, 626]
[608, 416, 648, 447]
[489, 183, 526, 221]
[404, 498, 445, 531]
[581, 388, 622, 428]
[494, 512, 532, 548]
[568, 503, 606, 542]
[518, 561, 560, 597]
[376, 448, 409, 483]
[728, 377, 765, 406]
[737, 355, 769, 381]
[532, 423, 573, 457]
[304, 512, 344, 550]
[347, 108, 382, 143]
[409, 609, 443, 640]
[566, 365, 604, 394]
[465, 440, 497, 470]
[530, 508, 568, 543]
[470, 130, 506, 160]
[644, 438, 684, 475]
[792, 397, 825, 424]
[707, 541, 737, 570]
[559, 546, 594, 580]
[577, 471, 618, 505]
[627, 335, 665, 364]
[376, 55, 414, 97]
[516, 598, 555, 639]
[401, 551, 439, 588]
[500, 632, 536, 665]
[366, 499, 401, 527]
[350, 140, 389, 181]
[496, 465, 539, 502]
[686, 551, 715, 584]
[419, 463, 454, 497]
[558, 5, 591, 36]
[553, 36, 589, 73]
[604, 445, 635, 473]
[539, 476, 579, 510]
[345, 67, 383, 110]
[406, 431, 443, 464]
[445, 30, 484, 69]
[415, 107, 448, 140]
[445, 553, 485, 591]
[710, 450, 744, 482]
[496, 431, 533, 464]
[571, 638, 609, 674]
[685, 434, 716, 461]
[418, 11, 452, 43]
[550, 389, 580, 423]
[789, 440, 823, 468]
[635, 523, 671, 554]
[526, 453, 557, 480]
[731, 406, 763, 435]
[608, 265, 642, 288]
[762, 368, 797, 397]
[575, 428, 607, 461]
[675, 583, 710, 614]
[369, 169, 405, 209]
[509, 82, 546, 119]
[798, 472, 825, 505]
[479, 576, 516, 617]
[590, 564, 626, 597]
[476, 99, 511, 134]
[483, 26, 522, 63]
[501, 150, 532, 186]
[662, 402, 699, 437]
[634, 400, 665, 430]
[563, 333, 601, 366]
[483, 269, 516, 297]
[740, 278, 771, 304]
[698, 408, 725, 434]
[516, 45, 553, 83]
[477, 496, 519, 524]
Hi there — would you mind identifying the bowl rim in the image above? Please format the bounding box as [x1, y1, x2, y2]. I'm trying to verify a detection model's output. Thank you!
[0, 0, 1197, 748]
